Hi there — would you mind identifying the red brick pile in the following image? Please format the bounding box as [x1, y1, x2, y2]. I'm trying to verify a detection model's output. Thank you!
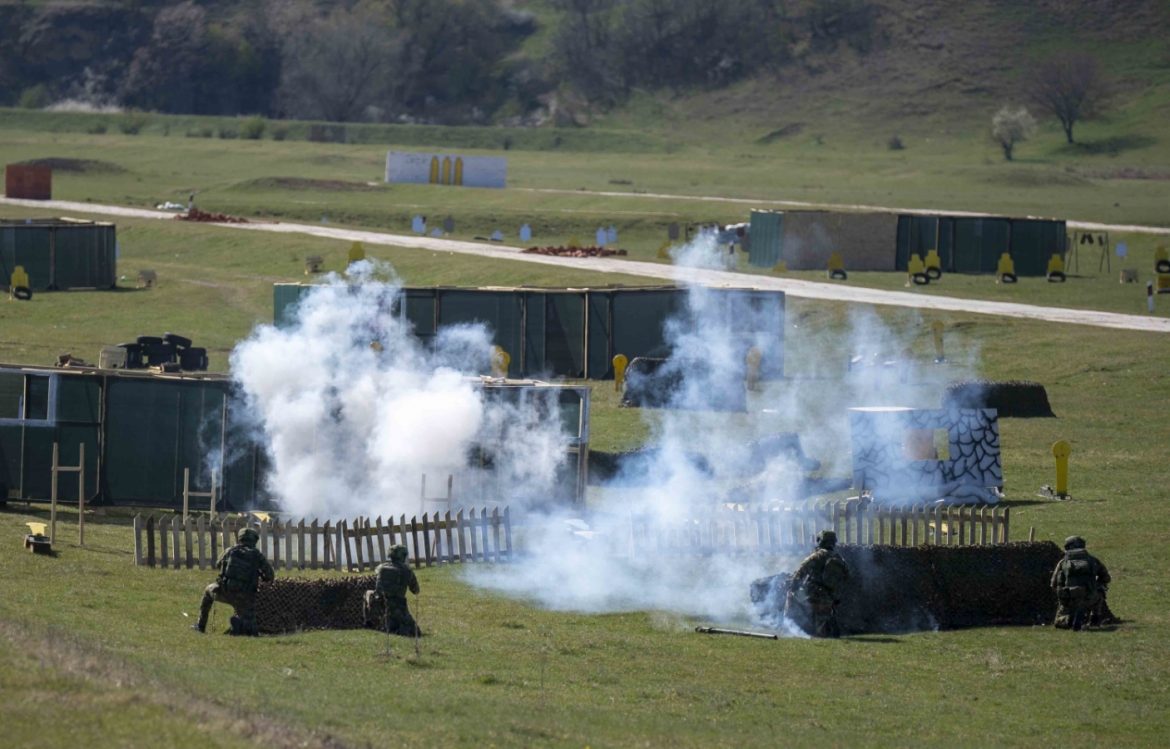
[522, 245, 628, 257]
[175, 208, 249, 223]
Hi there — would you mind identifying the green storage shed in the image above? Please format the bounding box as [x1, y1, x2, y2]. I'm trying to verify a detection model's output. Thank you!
[895, 214, 1066, 276]
[0, 218, 117, 291]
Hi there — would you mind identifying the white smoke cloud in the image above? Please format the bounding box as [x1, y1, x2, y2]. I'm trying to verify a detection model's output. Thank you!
[226, 262, 569, 519]
[469, 233, 981, 630]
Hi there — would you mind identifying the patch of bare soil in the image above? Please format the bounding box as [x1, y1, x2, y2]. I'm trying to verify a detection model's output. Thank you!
[248, 177, 382, 192]
[17, 157, 126, 173]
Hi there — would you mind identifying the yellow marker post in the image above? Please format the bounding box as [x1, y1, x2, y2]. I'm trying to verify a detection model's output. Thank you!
[491, 346, 511, 378]
[1052, 440, 1071, 499]
[931, 320, 945, 363]
[612, 354, 628, 392]
[348, 242, 366, 265]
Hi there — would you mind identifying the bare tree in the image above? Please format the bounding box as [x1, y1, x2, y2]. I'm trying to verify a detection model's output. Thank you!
[1029, 52, 1106, 144]
[279, 5, 394, 122]
[991, 105, 1036, 161]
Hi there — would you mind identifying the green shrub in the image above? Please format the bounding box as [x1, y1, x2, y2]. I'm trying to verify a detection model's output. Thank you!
[18, 85, 50, 109]
[119, 113, 149, 135]
[271, 124, 289, 141]
[240, 116, 266, 140]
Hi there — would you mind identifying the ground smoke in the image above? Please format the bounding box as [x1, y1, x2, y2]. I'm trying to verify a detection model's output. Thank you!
[227, 262, 569, 519]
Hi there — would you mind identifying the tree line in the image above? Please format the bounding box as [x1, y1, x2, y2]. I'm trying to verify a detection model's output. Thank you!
[0, 0, 878, 123]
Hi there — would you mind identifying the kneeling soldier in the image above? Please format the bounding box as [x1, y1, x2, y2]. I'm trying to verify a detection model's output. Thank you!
[364, 544, 421, 636]
[785, 530, 850, 638]
[1051, 535, 1111, 631]
[195, 527, 275, 635]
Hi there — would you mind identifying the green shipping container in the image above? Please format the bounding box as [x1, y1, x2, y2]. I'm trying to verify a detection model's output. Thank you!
[748, 210, 783, 268]
[0, 218, 116, 290]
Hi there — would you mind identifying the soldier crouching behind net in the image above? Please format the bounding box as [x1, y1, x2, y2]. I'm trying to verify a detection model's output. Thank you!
[194, 527, 275, 636]
[784, 530, 850, 638]
[364, 544, 421, 636]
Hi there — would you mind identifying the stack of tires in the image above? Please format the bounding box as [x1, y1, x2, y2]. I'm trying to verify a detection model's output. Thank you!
[114, 333, 208, 372]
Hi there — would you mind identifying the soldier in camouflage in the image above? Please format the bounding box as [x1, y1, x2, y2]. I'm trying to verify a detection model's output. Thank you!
[194, 527, 275, 636]
[1051, 535, 1111, 631]
[364, 544, 421, 636]
[785, 530, 850, 638]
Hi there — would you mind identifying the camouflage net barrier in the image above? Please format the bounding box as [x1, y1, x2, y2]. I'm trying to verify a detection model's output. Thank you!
[254, 575, 375, 634]
[942, 380, 1055, 418]
[752, 542, 1075, 634]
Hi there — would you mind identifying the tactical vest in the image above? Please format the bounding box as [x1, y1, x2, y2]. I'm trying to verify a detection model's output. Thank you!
[1060, 552, 1097, 601]
[221, 546, 260, 590]
[376, 562, 410, 598]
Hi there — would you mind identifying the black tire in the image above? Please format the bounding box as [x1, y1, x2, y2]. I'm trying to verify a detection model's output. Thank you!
[1047, 272, 1066, 283]
[925, 267, 942, 280]
[136, 335, 163, 346]
[829, 269, 848, 281]
[912, 273, 930, 285]
[1000, 273, 1017, 284]
[163, 332, 193, 349]
[1156, 260, 1170, 274]
[12, 286, 32, 301]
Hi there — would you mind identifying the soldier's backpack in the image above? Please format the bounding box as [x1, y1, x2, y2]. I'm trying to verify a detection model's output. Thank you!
[220, 546, 259, 590]
[821, 554, 849, 593]
[1060, 556, 1097, 604]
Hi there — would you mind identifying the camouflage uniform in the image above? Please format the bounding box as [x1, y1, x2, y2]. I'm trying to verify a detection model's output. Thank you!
[364, 545, 421, 637]
[785, 531, 850, 638]
[195, 528, 275, 636]
[1051, 536, 1111, 631]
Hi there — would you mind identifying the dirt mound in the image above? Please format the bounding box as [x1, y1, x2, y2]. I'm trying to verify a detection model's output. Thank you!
[751, 542, 1067, 634]
[255, 575, 374, 634]
[16, 157, 125, 174]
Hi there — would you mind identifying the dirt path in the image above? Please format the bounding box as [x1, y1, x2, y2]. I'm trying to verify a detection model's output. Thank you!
[5, 196, 1168, 333]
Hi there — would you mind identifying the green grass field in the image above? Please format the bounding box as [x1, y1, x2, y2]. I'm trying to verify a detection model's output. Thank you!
[2, 110, 1170, 747]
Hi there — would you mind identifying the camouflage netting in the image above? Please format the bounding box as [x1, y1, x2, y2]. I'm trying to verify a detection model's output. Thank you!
[943, 380, 1055, 418]
[254, 575, 375, 634]
[751, 542, 1069, 634]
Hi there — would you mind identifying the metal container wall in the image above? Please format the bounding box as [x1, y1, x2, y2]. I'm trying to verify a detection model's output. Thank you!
[0, 218, 116, 290]
[748, 210, 782, 267]
[4, 165, 51, 200]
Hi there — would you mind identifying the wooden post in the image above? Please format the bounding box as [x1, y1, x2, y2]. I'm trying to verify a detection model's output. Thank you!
[310, 520, 319, 569]
[492, 508, 502, 562]
[374, 516, 387, 563]
[322, 520, 331, 568]
[421, 513, 433, 567]
[456, 509, 467, 562]
[158, 516, 169, 568]
[184, 515, 194, 568]
[271, 519, 282, 569]
[196, 515, 206, 569]
[172, 515, 181, 569]
[469, 509, 479, 562]
[910, 506, 920, 547]
[410, 516, 422, 569]
[480, 507, 491, 562]
[1003, 506, 1011, 543]
[958, 507, 967, 546]
[445, 511, 456, 563]
[183, 467, 190, 519]
[365, 517, 378, 566]
[145, 516, 156, 566]
[337, 520, 348, 571]
[900, 508, 909, 547]
[209, 516, 219, 565]
[133, 514, 144, 565]
[503, 507, 512, 561]
[1028, 526, 1035, 542]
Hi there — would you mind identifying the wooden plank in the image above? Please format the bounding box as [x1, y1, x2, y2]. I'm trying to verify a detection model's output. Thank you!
[271, 519, 282, 569]
[900, 509, 909, 548]
[421, 513, 433, 568]
[365, 516, 379, 566]
[320, 519, 329, 566]
[283, 520, 294, 570]
[209, 518, 219, 565]
[445, 511, 456, 563]
[158, 516, 168, 569]
[910, 506, 919, 547]
[1002, 506, 1010, 543]
[172, 515, 182, 569]
[503, 507, 512, 561]
[133, 515, 144, 566]
[374, 516, 387, 563]
[184, 516, 194, 569]
[456, 509, 467, 563]
[196, 515, 206, 569]
[310, 520, 320, 569]
[488, 508, 500, 562]
[146, 516, 157, 567]
[410, 516, 422, 568]
[957, 508, 966, 546]
[335, 521, 347, 571]
[469, 509, 479, 562]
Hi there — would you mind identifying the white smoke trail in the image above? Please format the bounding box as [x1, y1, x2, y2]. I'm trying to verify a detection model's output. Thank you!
[470, 233, 982, 628]
[227, 261, 569, 519]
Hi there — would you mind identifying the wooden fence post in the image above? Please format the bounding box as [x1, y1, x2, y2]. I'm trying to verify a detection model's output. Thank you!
[421, 513, 433, 567]
[133, 514, 144, 566]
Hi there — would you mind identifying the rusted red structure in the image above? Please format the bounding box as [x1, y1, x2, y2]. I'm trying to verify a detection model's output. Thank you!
[5, 164, 52, 200]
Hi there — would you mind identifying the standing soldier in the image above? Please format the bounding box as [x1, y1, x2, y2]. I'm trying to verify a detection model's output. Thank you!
[1051, 535, 1111, 631]
[785, 530, 850, 638]
[193, 527, 275, 636]
[364, 545, 421, 636]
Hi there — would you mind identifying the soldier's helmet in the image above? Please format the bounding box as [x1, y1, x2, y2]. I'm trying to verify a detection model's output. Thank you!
[238, 527, 260, 547]
[389, 544, 409, 562]
[816, 530, 838, 549]
[1064, 535, 1086, 550]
